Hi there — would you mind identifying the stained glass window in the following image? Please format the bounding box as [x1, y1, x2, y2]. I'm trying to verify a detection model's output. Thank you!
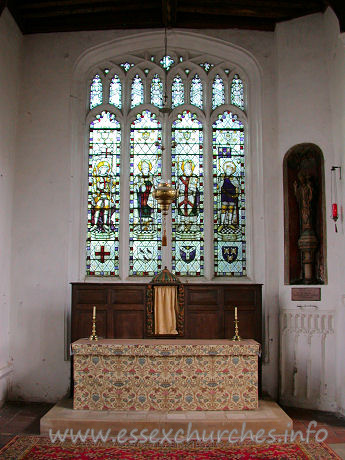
[171, 75, 184, 108]
[120, 62, 134, 72]
[90, 74, 103, 109]
[172, 111, 204, 276]
[213, 111, 246, 276]
[131, 75, 144, 108]
[109, 75, 122, 108]
[150, 74, 163, 108]
[129, 110, 162, 276]
[160, 55, 174, 71]
[212, 74, 225, 109]
[86, 54, 248, 279]
[230, 74, 245, 109]
[199, 62, 214, 73]
[190, 74, 203, 109]
[87, 111, 121, 276]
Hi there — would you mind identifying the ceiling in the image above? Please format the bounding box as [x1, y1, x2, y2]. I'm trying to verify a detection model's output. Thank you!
[1, 0, 344, 34]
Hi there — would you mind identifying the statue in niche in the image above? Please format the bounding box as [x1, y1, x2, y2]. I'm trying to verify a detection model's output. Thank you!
[283, 144, 326, 285]
[293, 170, 318, 284]
[294, 172, 314, 232]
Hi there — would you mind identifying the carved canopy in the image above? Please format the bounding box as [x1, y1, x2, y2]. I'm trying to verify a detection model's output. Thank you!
[146, 267, 185, 336]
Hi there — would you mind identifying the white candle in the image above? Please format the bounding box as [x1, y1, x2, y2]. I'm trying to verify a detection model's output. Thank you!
[93, 306, 96, 318]
[235, 307, 238, 320]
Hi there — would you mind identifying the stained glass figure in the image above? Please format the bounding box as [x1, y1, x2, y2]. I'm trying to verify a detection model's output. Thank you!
[190, 74, 203, 109]
[199, 62, 214, 73]
[160, 55, 174, 71]
[90, 74, 103, 109]
[171, 111, 204, 276]
[109, 75, 122, 108]
[171, 75, 184, 108]
[87, 111, 121, 276]
[129, 110, 162, 276]
[231, 74, 245, 109]
[150, 74, 163, 108]
[120, 62, 134, 72]
[131, 75, 144, 108]
[213, 111, 246, 276]
[212, 74, 225, 109]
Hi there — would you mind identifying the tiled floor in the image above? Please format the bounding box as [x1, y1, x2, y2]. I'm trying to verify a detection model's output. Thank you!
[0, 402, 345, 458]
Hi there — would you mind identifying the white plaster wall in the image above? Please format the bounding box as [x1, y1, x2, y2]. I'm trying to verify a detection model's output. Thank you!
[276, 10, 345, 412]
[323, 8, 345, 416]
[0, 9, 22, 405]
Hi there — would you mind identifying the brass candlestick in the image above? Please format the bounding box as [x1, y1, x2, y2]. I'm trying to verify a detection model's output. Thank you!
[89, 306, 98, 341]
[232, 306, 241, 341]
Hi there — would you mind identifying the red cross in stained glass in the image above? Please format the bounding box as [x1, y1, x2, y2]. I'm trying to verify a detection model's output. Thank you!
[95, 246, 110, 263]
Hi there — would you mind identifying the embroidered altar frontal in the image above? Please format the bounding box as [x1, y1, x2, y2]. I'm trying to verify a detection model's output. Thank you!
[72, 339, 260, 411]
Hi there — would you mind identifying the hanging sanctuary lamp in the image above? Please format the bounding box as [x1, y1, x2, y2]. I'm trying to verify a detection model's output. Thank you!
[152, 25, 178, 246]
[152, 182, 178, 246]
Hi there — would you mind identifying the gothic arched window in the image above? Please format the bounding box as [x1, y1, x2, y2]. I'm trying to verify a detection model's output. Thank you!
[86, 111, 121, 276]
[90, 74, 103, 109]
[131, 74, 144, 108]
[171, 111, 204, 276]
[86, 54, 247, 279]
[109, 75, 122, 108]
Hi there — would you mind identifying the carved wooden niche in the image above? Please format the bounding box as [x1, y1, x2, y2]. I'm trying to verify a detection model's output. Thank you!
[146, 268, 185, 336]
[283, 143, 327, 285]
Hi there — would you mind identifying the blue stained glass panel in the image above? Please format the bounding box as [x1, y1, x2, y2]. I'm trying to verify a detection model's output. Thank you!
[171, 75, 184, 108]
[90, 74, 103, 109]
[171, 111, 204, 276]
[129, 110, 162, 276]
[150, 74, 163, 108]
[212, 74, 225, 109]
[109, 75, 122, 108]
[87, 111, 121, 276]
[190, 74, 203, 109]
[131, 75, 144, 108]
[213, 111, 246, 277]
[231, 74, 245, 109]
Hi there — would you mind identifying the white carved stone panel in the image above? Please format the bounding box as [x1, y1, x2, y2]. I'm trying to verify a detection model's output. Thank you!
[279, 309, 336, 411]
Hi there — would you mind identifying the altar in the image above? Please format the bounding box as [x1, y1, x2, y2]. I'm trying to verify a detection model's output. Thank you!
[72, 338, 260, 411]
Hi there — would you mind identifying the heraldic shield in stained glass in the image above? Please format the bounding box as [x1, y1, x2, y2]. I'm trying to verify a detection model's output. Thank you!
[129, 110, 162, 276]
[172, 111, 204, 276]
[213, 111, 246, 276]
[87, 111, 121, 276]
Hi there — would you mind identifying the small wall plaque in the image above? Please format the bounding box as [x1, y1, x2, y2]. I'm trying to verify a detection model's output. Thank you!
[291, 288, 321, 301]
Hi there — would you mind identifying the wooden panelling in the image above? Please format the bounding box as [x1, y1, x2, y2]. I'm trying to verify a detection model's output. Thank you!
[74, 308, 108, 340]
[224, 288, 256, 305]
[187, 288, 218, 305]
[71, 283, 262, 343]
[76, 288, 108, 304]
[186, 312, 221, 339]
[110, 287, 145, 304]
[114, 310, 145, 338]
